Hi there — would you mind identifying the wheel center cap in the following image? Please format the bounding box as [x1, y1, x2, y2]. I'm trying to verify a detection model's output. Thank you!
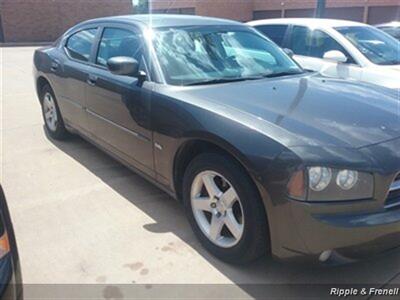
[216, 201, 227, 214]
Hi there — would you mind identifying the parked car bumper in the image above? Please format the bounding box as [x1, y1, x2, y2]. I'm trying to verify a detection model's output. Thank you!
[266, 137, 400, 265]
[272, 198, 400, 265]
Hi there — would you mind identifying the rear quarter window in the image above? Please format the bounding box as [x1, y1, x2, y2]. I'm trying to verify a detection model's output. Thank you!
[65, 28, 98, 62]
[254, 25, 289, 47]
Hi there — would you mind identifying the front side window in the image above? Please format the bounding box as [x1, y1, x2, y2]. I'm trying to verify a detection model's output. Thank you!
[151, 26, 302, 86]
[336, 26, 400, 65]
[66, 28, 97, 62]
[254, 25, 289, 47]
[96, 28, 144, 66]
[290, 26, 354, 63]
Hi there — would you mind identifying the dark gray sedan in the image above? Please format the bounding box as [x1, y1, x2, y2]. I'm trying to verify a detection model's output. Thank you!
[33, 15, 400, 265]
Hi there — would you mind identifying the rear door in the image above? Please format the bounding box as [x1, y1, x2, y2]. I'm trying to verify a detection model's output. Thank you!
[84, 25, 155, 176]
[288, 25, 362, 81]
[53, 27, 99, 133]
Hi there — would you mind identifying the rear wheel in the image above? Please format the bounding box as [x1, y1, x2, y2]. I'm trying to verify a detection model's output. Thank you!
[40, 84, 69, 140]
[183, 153, 269, 264]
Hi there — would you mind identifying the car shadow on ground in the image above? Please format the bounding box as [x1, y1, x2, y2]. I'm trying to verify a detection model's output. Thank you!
[47, 131, 400, 298]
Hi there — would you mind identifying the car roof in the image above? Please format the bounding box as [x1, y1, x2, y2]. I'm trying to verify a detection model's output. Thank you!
[376, 21, 400, 27]
[247, 18, 366, 29]
[81, 14, 242, 28]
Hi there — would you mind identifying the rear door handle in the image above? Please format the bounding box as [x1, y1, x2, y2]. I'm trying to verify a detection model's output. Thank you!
[87, 75, 98, 86]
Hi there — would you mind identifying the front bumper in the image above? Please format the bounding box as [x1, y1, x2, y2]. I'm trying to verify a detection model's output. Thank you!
[267, 195, 400, 266]
[268, 138, 400, 264]
[283, 199, 400, 264]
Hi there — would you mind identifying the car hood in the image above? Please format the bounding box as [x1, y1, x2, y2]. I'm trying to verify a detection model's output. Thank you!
[170, 74, 400, 149]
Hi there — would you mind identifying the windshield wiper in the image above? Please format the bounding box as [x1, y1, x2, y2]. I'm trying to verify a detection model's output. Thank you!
[261, 70, 304, 78]
[185, 71, 303, 86]
[186, 77, 257, 86]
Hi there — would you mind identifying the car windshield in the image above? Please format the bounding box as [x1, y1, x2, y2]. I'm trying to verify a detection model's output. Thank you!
[151, 25, 303, 86]
[335, 26, 400, 65]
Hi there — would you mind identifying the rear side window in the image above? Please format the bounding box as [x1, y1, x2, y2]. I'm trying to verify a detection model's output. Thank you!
[254, 25, 289, 47]
[289, 25, 355, 63]
[65, 28, 98, 62]
[96, 28, 144, 67]
[289, 26, 311, 56]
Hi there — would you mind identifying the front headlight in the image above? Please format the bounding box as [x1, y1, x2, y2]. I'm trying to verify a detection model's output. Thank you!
[288, 167, 374, 201]
[309, 167, 332, 191]
[336, 169, 358, 190]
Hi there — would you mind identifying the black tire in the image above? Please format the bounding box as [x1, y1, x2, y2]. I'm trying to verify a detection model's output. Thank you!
[40, 84, 69, 140]
[183, 152, 269, 264]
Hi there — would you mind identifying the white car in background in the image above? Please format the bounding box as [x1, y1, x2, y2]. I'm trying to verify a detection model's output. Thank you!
[247, 18, 400, 89]
[376, 21, 400, 41]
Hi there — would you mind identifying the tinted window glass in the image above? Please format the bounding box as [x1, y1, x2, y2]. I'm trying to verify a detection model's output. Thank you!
[66, 29, 97, 62]
[97, 28, 144, 66]
[379, 27, 400, 40]
[290, 26, 354, 63]
[336, 26, 400, 65]
[255, 25, 289, 46]
[290, 26, 311, 56]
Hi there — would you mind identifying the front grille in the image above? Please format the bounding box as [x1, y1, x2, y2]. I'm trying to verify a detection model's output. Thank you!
[385, 173, 400, 209]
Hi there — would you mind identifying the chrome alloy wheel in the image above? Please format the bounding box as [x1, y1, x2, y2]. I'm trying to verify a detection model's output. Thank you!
[190, 171, 244, 248]
[43, 92, 58, 132]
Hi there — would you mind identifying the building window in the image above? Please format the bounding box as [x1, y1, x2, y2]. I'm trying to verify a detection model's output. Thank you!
[325, 7, 363, 22]
[368, 6, 400, 24]
[0, 13, 4, 43]
[284, 9, 314, 18]
[152, 7, 195, 15]
[252, 10, 281, 20]
[180, 8, 195, 15]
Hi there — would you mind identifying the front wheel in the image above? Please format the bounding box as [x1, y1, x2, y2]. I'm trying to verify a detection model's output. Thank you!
[40, 84, 69, 140]
[183, 153, 269, 264]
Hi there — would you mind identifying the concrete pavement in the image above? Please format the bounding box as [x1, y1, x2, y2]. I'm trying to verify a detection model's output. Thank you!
[1, 47, 399, 297]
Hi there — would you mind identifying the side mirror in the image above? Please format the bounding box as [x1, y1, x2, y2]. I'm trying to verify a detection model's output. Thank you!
[323, 50, 347, 63]
[283, 48, 294, 57]
[107, 56, 139, 77]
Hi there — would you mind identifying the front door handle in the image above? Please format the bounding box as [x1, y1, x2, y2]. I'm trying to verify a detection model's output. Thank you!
[87, 75, 98, 86]
[50, 60, 59, 72]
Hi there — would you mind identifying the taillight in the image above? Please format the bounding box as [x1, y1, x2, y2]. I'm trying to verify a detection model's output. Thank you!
[0, 232, 10, 259]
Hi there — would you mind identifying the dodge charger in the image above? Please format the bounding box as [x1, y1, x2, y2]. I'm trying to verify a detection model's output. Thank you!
[33, 15, 400, 264]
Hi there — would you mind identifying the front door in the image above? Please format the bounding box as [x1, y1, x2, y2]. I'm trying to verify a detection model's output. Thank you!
[289, 26, 362, 81]
[85, 26, 154, 176]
